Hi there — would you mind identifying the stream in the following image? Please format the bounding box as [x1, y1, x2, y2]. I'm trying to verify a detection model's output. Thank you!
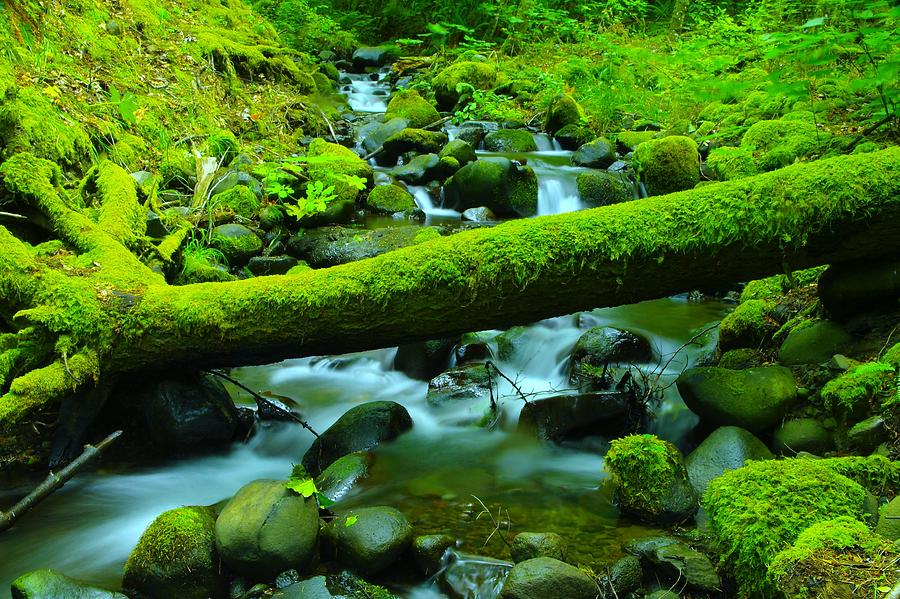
[0, 71, 729, 598]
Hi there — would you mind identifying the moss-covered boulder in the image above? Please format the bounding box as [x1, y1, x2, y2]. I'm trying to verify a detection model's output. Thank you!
[351, 45, 398, 70]
[571, 137, 616, 168]
[214, 479, 320, 580]
[123, 506, 223, 599]
[384, 89, 440, 129]
[391, 153, 447, 185]
[426, 363, 492, 408]
[301, 401, 413, 475]
[778, 320, 851, 365]
[576, 171, 632, 208]
[633, 136, 699, 196]
[705, 146, 757, 181]
[704, 459, 871, 597]
[876, 496, 900, 540]
[432, 61, 498, 110]
[740, 118, 827, 172]
[676, 366, 797, 432]
[361, 117, 409, 155]
[616, 129, 659, 150]
[554, 124, 594, 150]
[483, 129, 538, 153]
[568, 326, 652, 383]
[771, 418, 833, 455]
[443, 158, 538, 217]
[685, 426, 773, 496]
[510, 532, 567, 563]
[718, 299, 776, 352]
[499, 557, 598, 599]
[605, 434, 698, 524]
[307, 138, 374, 203]
[381, 128, 449, 163]
[813, 455, 900, 496]
[210, 223, 263, 265]
[210, 185, 261, 219]
[322, 507, 413, 575]
[819, 362, 893, 419]
[624, 536, 721, 593]
[365, 184, 417, 214]
[718, 348, 764, 370]
[543, 94, 585, 135]
[847, 415, 888, 453]
[11, 570, 126, 599]
[287, 225, 438, 268]
[769, 516, 898, 599]
[439, 139, 477, 165]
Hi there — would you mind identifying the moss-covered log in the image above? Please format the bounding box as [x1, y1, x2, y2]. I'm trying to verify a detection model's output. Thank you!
[2, 147, 900, 463]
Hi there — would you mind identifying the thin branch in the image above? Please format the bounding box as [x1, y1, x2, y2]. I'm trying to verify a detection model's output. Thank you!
[485, 361, 531, 405]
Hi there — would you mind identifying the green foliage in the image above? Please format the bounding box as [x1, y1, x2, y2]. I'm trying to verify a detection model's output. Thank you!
[109, 86, 139, 127]
[453, 88, 525, 125]
[605, 434, 685, 515]
[285, 180, 337, 220]
[247, 0, 356, 55]
[285, 464, 335, 507]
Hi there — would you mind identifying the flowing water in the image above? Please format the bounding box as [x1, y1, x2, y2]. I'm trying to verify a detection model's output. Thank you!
[0, 74, 728, 598]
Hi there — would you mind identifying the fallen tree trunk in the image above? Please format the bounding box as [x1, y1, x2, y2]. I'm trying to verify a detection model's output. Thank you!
[1, 147, 900, 460]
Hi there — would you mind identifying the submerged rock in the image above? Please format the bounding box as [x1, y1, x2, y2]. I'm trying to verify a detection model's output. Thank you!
[510, 532, 566, 563]
[322, 507, 413, 575]
[625, 536, 721, 593]
[685, 426, 773, 496]
[11, 570, 126, 599]
[301, 401, 413, 475]
[444, 158, 538, 218]
[215, 479, 319, 580]
[499, 557, 597, 599]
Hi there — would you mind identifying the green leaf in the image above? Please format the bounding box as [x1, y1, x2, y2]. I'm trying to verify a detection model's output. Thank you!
[345, 515, 358, 527]
[315, 492, 335, 508]
[285, 476, 318, 498]
[801, 17, 825, 28]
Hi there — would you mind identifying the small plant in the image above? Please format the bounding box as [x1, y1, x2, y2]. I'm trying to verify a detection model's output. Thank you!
[109, 86, 138, 126]
[284, 180, 336, 220]
[284, 464, 335, 508]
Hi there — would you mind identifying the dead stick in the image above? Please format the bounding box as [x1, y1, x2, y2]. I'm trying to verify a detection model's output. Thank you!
[0, 430, 122, 534]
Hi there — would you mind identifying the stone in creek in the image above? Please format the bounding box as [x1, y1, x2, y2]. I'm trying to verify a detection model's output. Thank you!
[314, 451, 372, 503]
[625, 536, 720, 593]
[322, 507, 413, 576]
[685, 426, 773, 496]
[498, 557, 598, 599]
[12, 570, 127, 599]
[568, 326, 653, 383]
[517, 391, 631, 442]
[413, 534, 457, 576]
[301, 401, 413, 475]
[510, 532, 567, 563]
[598, 555, 642, 597]
[483, 129, 538, 153]
[461, 206, 497, 222]
[394, 337, 457, 380]
[571, 137, 616, 169]
[247, 255, 298, 276]
[351, 46, 398, 70]
[439, 139, 478, 165]
[443, 158, 538, 218]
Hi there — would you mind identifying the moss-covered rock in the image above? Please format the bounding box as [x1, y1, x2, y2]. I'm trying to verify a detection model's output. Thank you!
[769, 516, 898, 599]
[365, 184, 417, 214]
[483, 129, 538, 153]
[819, 362, 893, 419]
[307, 138, 374, 203]
[499, 557, 598, 599]
[211, 185, 261, 218]
[778, 320, 851, 365]
[444, 158, 538, 217]
[771, 418, 833, 455]
[718, 299, 776, 352]
[412, 534, 456, 576]
[432, 61, 498, 110]
[876, 496, 900, 540]
[510, 532, 567, 563]
[543, 93, 585, 135]
[439, 139, 477, 165]
[813, 455, 900, 496]
[568, 326, 652, 383]
[741, 118, 827, 172]
[633, 136, 699, 196]
[554, 124, 594, 150]
[214, 479, 320, 580]
[718, 348, 764, 370]
[205, 128, 239, 164]
[384, 89, 440, 129]
[123, 506, 223, 599]
[706, 146, 757, 181]
[381, 128, 449, 163]
[616, 129, 659, 150]
[391, 153, 447, 185]
[322, 507, 413, 575]
[704, 459, 871, 597]
[605, 434, 698, 524]
[576, 171, 632, 208]
[12, 570, 126, 599]
[210, 223, 263, 265]
[676, 366, 797, 432]
[685, 426, 773, 496]
[571, 137, 616, 168]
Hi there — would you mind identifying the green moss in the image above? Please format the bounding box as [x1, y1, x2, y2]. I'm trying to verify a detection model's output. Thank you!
[483, 129, 538, 153]
[382, 128, 448, 160]
[706, 146, 757, 181]
[210, 186, 261, 218]
[432, 61, 498, 109]
[384, 89, 440, 129]
[366, 185, 416, 214]
[819, 362, 893, 418]
[741, 118, 828, 172]
[704, 458, 869, 598]
[813, 455, 900, 496]
[605, 434, 686, 516]
[615, 130, 658, 150]
[718, 299, 775, 351]
[718, 348, 763, 370]
[307, 137, 374, 202]
[768, 516, 897, 599]
[576, 171, 632, 208]
[106, 134, 148, 172]
[205, 128, 239, 163]
[739, 267, 825, 302]
[882, 342, 900, 368]
[543, 93, 586, 135]
[413, 227, 441, 244]
[286, 262, 312, 275]
[96, 161, 147, 249]
[633, 135, 699, 196]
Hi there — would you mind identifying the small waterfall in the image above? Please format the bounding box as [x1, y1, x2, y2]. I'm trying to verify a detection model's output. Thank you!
[342, 69, 391, 113]
[532, 132, 562, 152]
[409, 185, 461, 218]
[537, 174, 583, 216]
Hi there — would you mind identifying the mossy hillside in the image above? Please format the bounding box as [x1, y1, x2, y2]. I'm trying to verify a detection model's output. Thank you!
[704, 459, 870, 598]
[768, 516, 898, 599]
[605, 434, 688, 516]
[819, 362, 894, 419]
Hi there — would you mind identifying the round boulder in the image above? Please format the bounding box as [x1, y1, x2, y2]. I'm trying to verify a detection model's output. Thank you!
[685, 426, 773, 496]
[439, 139, 477, 165]
[876, 496, 900, 541]
[210, 223, 262, 265]
[214, 479, 319, 580]
[483, 129, 538, 153]
[322, 507, 413, 576]
[12, 570, 126, 599]
[443, 158, 538, 218]
[576, 171, 632, 208]
[499, 557, 598, 599]
[543, 94, 585, 135]
[778, 320, 851, 365]
[633, 136, 699, 196]
[571, 137, 616, 168]
[568, 326, 653, 382]
[384, 89, 440, 129]
[432, 61, 498, 110]
[510, 532, 566, 563]
[771, 418, 834, 455]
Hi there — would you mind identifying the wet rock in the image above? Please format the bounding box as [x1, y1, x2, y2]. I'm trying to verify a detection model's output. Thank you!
[510, 532, 566, 563]
[444, 159, 538, 218]
[543, 94, 584, 135]
[439, 139, 477, 165]
[124, 506, 222, 599]
[294, 199, 356, 228]
[685, 426, 773, 496]
[314, 452, 372, 503]
[322, 507, 413, 576]
[576, 171, 632, 208]
[381, 129, 449, 163]
[215, 479, 320, 580]
[272, 576, 333, 598]
[275, 570, 302, 589]
[778, 320, 851, 365]
[351, 46, 397, 70]
[247, 255, 298, 276]
[499, 557, 597, 599]
[847, 415, 888, 454]
[433, 61, 498, 110]
[517, 391, 631, 442]
[273, 573, 398, 599]
[625, 536, 720, 593]
[483, 129, 538, 153]
[11, 570, 126, 599]
[210, 223, 262, 265]
[676, 366, 798, 432]
[876, 496, 900, 540]
[771, 418, 834, 455]
[571, 137, 616, 168]
[598, 556, 642, 597]
[426, 363, 491, 406]
[258, 205, 284, 230]
[818, 258, 900, 319]
[362, 117, 409, 156]
[461, 206, 497, 222]
[455, 125, 489, 148]
[633, 136, 699, 196]
[210, 171, 263, 199]
[301, 401, 413, 475]
[384, 89, 440, 129]
[287, 225, 434, 268]
[718, 348, 764, 370]
[366, 184, 417, 214]
[392, 153, 446, 185]
[394, 337, 457, 380]
[554, 124, 594, 150]
[568, 326, 653, 383]
[718, 299, 776, 352]
[133, 372, 240, 453]
[413, 534, 456, 576]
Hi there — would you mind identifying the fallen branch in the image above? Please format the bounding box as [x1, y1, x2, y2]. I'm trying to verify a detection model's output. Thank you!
[0, 430, 122, 534]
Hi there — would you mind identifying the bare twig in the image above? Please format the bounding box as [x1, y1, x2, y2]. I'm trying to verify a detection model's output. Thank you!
[485, 361, 531, 405]
[471, 495, 512, 549]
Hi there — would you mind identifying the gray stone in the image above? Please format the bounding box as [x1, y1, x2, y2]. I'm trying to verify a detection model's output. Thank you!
[772, 418, 834, 455]
[272, 577, 334, 598]
[778, 320, 851, 365]
[676, 366, 798, 432]
[362, 117, 409, 155]
[322, 507, 413, 575]
[461, 206, 497, 222]
[301, 401, 412, 475]
[510, 532, 567, 563]
[426, 363, 491, 406]
[685, 426, 773, 496]
[499, 557, 598, 599]
[11, 570, 126, 599]
[413, 534, 456, 576]
[214, 479, 320, 580]
[392, 153, 444, 185]
[247, 255, 298, 276]
[517, 392, 630, 442]
[847, 415, 888, 454]
[572, 137, 616, 168]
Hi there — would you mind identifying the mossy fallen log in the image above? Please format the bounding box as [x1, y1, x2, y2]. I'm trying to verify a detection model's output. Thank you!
[1, 147, 900, 463]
